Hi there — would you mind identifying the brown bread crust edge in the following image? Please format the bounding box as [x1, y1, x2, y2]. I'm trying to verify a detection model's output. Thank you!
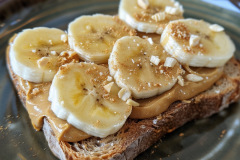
[7, 51, 240, 160]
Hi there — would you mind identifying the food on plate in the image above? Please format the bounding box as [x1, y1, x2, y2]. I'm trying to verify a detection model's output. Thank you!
[6, 0, 240, 159]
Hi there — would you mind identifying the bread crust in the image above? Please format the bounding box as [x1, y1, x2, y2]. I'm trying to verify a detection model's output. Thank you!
[6, 46, 240, 160]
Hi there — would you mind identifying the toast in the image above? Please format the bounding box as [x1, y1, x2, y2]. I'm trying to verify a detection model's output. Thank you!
[7, 42, 240, 159]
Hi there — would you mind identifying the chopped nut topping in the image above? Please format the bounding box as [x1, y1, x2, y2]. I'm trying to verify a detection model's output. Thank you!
[189, 34, 200, 47]
[131, 59, 135, 63]
[177, 75, 184, 86]
[147, 38, 154, 45]
[86, 25, 92, 31]
[126, 99, 139, 106]
[49, 39, 53, 45]
[209, 24, 224, 32]
[107, 76, 112, 81]
[103, 82, 114, 93]
[61, 34, 68, 43]
[32, 88, 40, 95]
[151, 12, 166, 22]
[37, 57, 50, 68]
[60, 51, 68, 56]
[186, 74, 203, 82]
[150, 56, 160, 65]
[164, 57, 177, 67]
[50, 51, 57, 55]
[137, 0, 149, 10]
[165, 6, 180, 15]
[118, 88, 131, 101]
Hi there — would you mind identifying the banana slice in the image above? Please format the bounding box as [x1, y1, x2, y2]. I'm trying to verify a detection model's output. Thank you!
[68, 14, 136, 64]
[49, 63, 132, 138]
[9, 27, 78, 83]
[119, 0, 184, 34]
[109, 36, 183, 99]
[160, 19, 235, 67]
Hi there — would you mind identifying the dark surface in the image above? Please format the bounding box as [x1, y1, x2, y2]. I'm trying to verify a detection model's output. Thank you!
[0, 0, 240, 159]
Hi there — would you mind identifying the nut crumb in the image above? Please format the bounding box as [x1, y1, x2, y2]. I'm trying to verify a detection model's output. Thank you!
[164, 57, 177, 67]
[186, 74, 203, 82]
[137, 0, 149, 9]
[150, 56, 160, 65]
[61, 34, 68, 43]
[118, 88, 131, 101]
[103, 82, 114, 93]
[209, 24, 224, 32]
[179, 133, 184, 137]
[151, 12, 166, 22]
[126, 99, 139, 106]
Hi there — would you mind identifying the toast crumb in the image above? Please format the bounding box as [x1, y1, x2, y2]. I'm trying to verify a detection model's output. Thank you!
[179, 133, 184, 137]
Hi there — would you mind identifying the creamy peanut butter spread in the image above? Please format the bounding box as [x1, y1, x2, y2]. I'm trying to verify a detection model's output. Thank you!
[131, 66, 223, 118]
[15, 64, 223, 142]
[18, 78, 91, 142]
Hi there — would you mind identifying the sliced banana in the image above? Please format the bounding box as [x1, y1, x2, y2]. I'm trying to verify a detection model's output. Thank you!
[160, 19, 235, 67]
[109, 36, 183, 99]
[68, 14, 136, 64]
[9, 27, 78, 83]
[119, 0, 184, 34]
[49, 63, 132, 138]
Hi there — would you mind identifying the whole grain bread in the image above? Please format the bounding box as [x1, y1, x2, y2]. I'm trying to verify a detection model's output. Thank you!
[7, 46, 240, 160]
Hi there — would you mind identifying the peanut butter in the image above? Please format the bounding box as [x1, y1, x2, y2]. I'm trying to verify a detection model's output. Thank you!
[15, 65, 223, 142]
[8, 37, 223, 142]
[18, 77, 91, 142]
[130, 66, 223, 119]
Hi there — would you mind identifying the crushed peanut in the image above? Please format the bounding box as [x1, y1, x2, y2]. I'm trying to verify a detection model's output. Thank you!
[150, 56, 160, 65]
[209, 24, 224, 32]
[189, 34, 200, 47]
[49, 39, 53, 45]
[137, 0, 149, 10]
[50, 51, 57, 55]
[37, 57, 50, 68]
[164, 57, 177, 67]
[126, 99, 140, 106]
[186, 74, 203, 82]
[151, 12, 166, 22]
[147, 38, 154, 45]
[107, 76, 113, 81]
[165, 6, 180, 15]
[118, 88, 131, 101]
[177, 75, 184, 86]
[61, 34, 68, 43]
[104, 82, 114, 93]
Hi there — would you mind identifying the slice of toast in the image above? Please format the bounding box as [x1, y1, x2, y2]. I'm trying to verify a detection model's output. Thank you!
[7, 43, 240, 160]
